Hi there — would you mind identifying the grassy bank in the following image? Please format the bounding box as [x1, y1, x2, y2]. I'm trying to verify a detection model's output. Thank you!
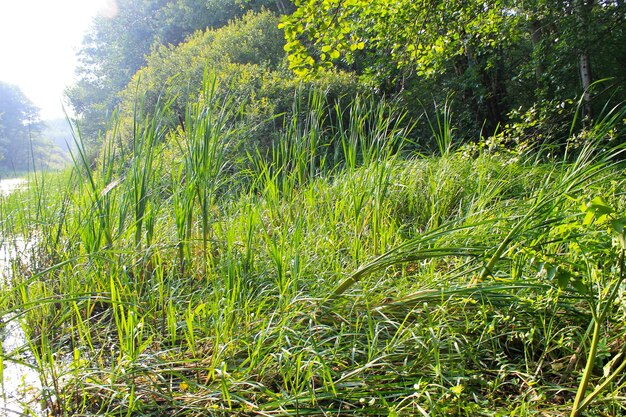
[1, 84, 625, 416]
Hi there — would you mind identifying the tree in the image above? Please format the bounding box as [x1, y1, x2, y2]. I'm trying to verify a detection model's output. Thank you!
[281, 0, 626, 139]
[521, 0, 626, 120]
[156, 0, 293, 46]
[0, 82, 44, 171]
[118, 10, 287, 118]
[67, 0, 295, 144]
[66, 0, 170, 142]
[281, 0, 523, 133]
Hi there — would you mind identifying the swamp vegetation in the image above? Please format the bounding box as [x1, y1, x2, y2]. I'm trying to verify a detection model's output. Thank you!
[0, 1, 625, 415]
[0, 82, 625, 416]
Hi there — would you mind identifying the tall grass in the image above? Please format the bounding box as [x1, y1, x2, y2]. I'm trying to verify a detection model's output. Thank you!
[0, 81, 624, 416]
[171, 73, 236, 275]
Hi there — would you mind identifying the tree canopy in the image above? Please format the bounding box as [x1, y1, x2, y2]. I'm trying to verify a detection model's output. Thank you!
[0, 82, 42, 171]
[281, 0, 626, 137]
[66, 0, 294, 142]
[66, 0, 625, 149]
[0, 82, 69, 172]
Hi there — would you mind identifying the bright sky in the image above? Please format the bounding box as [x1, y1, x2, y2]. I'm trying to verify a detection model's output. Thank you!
[0, 0, 115, 120]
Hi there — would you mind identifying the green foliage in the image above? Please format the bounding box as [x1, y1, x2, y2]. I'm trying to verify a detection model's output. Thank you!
[114, 10, 363, 163]
[281, 0, 626, 140]
[67, 0, 294, 143]
[156, 0, 291, 47]
[0, 82, 66, 172]
[3, 1, 626, 414]
[118, 10, 287, 118]
[0, 82, 41, 171]
[66, 0, 169, 141]
[281, 0, 514, 77]
[2, 80, 626, 416]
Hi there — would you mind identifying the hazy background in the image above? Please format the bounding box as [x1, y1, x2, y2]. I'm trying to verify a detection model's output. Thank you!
[0, 0, 111, 119]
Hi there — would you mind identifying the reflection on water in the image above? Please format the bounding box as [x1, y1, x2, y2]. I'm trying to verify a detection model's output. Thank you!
[0, 178, 44, 416]
[0, 179, 26, 197]
[0, 314, 42, 416]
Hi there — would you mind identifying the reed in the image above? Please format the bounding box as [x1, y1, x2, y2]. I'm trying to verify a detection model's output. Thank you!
[0, 81, 624, 416]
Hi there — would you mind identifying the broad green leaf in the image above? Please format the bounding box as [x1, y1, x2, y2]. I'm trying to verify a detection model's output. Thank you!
[585, 196, 614, 216]
[611, 217, 625, 234]
[572, 278, 588, 295]
[556, 269, 571, 290]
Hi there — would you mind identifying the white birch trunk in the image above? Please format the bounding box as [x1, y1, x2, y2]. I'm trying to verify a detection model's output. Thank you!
[579, 52, 593, 120]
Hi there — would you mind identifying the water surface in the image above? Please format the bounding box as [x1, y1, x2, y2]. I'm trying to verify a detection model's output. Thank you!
[0, 178, 44, 416]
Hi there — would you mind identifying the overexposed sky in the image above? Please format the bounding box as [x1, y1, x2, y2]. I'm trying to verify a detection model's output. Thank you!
[0, 0, 114, 119]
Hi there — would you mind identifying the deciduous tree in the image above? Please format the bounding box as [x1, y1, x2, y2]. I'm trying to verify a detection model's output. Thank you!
[281, 0, 625, 138]
[0, 82, 48, 171]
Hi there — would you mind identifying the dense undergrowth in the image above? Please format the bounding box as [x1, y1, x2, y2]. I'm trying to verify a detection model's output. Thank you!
[1, 80, 626, 416]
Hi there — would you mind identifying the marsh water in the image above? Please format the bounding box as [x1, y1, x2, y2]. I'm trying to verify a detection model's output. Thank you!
[0, 178, 43, 416]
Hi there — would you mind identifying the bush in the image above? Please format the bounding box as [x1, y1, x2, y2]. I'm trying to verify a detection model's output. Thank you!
[118, 10, 286, 122]
[113, 10, 363, 167]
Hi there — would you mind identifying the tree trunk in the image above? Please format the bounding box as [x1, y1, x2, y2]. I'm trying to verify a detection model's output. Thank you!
[577, 0, 595, 122]
[480, 63, 508, 137]
[275, 0, 295, 14]
[579, 51, 593, 121]
[530, 20, 544, 81]
[453, 54, 483, 132]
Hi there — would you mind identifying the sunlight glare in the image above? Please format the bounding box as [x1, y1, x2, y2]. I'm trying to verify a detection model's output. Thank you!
[98, 0, 119, 19]
[0, 0, 107, 119]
